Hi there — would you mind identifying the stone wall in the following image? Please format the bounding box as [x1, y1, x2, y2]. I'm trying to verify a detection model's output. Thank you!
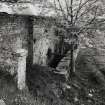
[0, 14, 59, 89]
[0, 14, 28, 75]
[0, 14, 58, 72]
[33, 17, 59, 66]
[33, 17, 56, 40]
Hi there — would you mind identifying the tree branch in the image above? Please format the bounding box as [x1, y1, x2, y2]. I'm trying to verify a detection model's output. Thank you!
[70, 0, 73, 25]
[57, 0, 67, 20]
[78, 6, 98, 34]
[74, 0, 98, 24]
[64, 0, 72, 20]
[54, 0, 61, 17]
[54, 0, 71, 24]
[74, 0, 82, 25]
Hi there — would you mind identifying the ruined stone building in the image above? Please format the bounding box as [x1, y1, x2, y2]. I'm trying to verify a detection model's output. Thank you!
[0, 1, 59, 89]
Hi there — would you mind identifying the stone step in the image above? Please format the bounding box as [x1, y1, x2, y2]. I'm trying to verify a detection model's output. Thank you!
[61, 59, 70, 61]
[54, 70, 67, 75]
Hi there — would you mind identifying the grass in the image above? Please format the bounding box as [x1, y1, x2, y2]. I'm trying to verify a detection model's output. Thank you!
[1, 63, 105, 105]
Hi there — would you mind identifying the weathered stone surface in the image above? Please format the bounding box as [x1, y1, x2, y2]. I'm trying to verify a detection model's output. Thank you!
[0, 14, 56, 76]
[33, 36, 59, 66]
[56, 47, 80, 75]
[0, 15, 28, 75]
[0, 99, 6, 105]
[16, 49, 27, 90]
[33, 25, 61, 66]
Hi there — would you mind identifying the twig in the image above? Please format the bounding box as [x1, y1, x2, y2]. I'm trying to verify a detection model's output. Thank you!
[78, 6, 98, 34]
[77, 0, 98, 20]
[64, 0, 71, 19]
[57, 0, 67, 20]
[70, 0, 73, 25]
[74, 0, 82, 25]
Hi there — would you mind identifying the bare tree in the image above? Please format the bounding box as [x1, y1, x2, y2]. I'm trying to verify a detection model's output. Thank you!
[51, 0, 105, 79]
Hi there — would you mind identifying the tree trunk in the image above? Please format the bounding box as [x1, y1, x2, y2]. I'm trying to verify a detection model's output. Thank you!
[69, 43, 75, 78]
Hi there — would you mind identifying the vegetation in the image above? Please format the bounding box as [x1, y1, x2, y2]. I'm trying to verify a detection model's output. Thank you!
[49, 0, 105, 80]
